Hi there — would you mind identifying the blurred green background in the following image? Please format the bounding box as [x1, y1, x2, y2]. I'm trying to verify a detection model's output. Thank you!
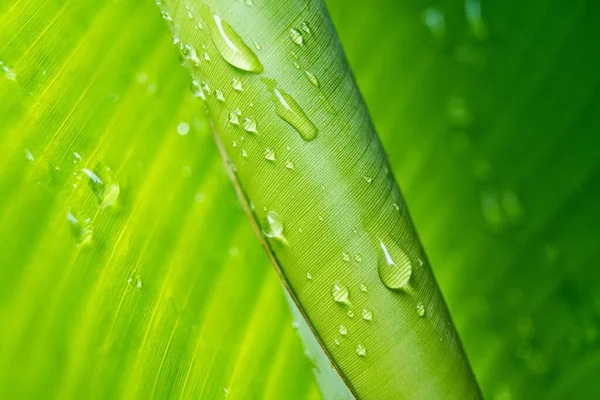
[1, 0, 599, 399]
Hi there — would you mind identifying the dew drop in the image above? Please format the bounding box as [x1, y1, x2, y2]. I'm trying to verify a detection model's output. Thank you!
[200, 5, 263, 73]
[267, 84, 318, 141]
[228, 108, 241, 125]
[362, 308, 373, 321]
[392, 203, 400, 212]
[253, 39, 261, 50]
[177, 122, 190, 135]
[264, 148, 276, 161]
[190, 80, 206, 99]
[334, 338, 340, 346]
[364, 176, 373, 184]
[416, 303, 426, 317]
[83, 164, 120, 208]
[1, 62, 17, 81]
[342, 252, 351, 262]
[304, 70, 319, 87]
[422, 7, 445, 38]
[289, 28, 303, 45]
[300, 21, 311, 35]
[67, 209, 93, 246]
[356, 344, 366, 357]
[261, 211, 286, 242]
[306, 272, 312, 280]
[360, 283, 368, 293]
[241, 149, 248, 157]
[214, 89, 225, 102]
[354, 254, 362, 262]
[127, 271, 143, 291]
[292, 321, 299, 329]
[285, 160, 294, 169]
[339, 325, 347, 335]
[243, 117, 257, 133]
[331, 282, 349, 304]
[24, 149, 34, 161]
[377, 239, 412, 290]
[232, 78, 244, 91]
[347, 309, 354, 318]
[292, 61, 300, 70]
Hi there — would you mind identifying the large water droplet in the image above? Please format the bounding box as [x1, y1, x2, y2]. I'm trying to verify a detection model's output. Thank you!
[264, 147, 276, 161]
[82, 164, 120, 208]
[243, 117, 257, 133]
[261, 211, 286, 242]
[266, 84, 317, 141]
[356, 344, 366, 357]
[228, 108, 241, 125]
[67, 209, 93, 246]
[377, 239, 412, 290]
[190, 80, 206, 99]
[331, 282, 349, 304]
[289, 28, 303, 45]
[200, 5, 263, 73]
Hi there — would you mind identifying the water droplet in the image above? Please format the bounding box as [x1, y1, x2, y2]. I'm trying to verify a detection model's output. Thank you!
[289, 28, 303, 45]
[377, 239, 412, 290]
[317, 215, 323, 221]
[214, 89, 225, 102]
[200, 5, 263, 73]
[300, 21, 311, 35]
[331, 282, 349, 304]
[417, 258, 424, 267]
[201, 81, 211, 93]
[264, 148, 276, 161]
[285, 160, 294, 169]
[203, 52, 211, 61]
[82, 164, 120, 208]
[354, 254, 362, 262]
[422, 7, 445, 38]
[244, 0, 253, 6]
[187, 10, 193, 19]
[223, 387, 229, 397]
[339, 325, 347, 335]
[347, 309, 354, 318]
[228, 108, 241, 125]
[182, 44, 200, 66]
[261, 211, 286, 242]
[334, 338, 340, 345]
[360, 283, 368, 292]
[232, 78, 244, 91]
[364, 176, 373, 184]
[161, 10, 172, 21]
[190, 80, 206, 99]
[243, 117, 257, 133]
[127, 271, 143, 291]
[1, 62, 17, 81]
[253, 39, 261, 50]
[241, 149, 248, 157]
[177, 122, 190, 135]
[342, 252, 350, 262]
[292, 321, 299, 329]
[24, 149, 34, 161]
[356, 344, 366, 357]
[392, 203, 400, 212]
[416, 303, 426, 317]
[67, 209, 93, 246]
[362, 308, 373, 321]
[267, 84, 318, 141]
[292, 61, 300, 70]
[306, 272, 312, 280]
[304, 70, 319, 87]
[465, 0, 488, 40]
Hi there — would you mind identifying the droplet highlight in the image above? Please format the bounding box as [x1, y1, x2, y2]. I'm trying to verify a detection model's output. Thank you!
[377, 239, 412, 290]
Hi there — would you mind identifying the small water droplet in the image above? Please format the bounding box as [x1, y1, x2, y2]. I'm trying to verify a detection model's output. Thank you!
[182, 44, 200, 66]
[203, 52, 211, 61]
[161, 10, 172, 21]
[244, 0, 253, 7]
[392, 203, 400, 212]
[342, 252, 350, 262]
[292, 61, 300, 69]
[362, 308, 373, 321]
[267, 84, 318, 141]
[300, 21, 311, 35]
[417, 258, 424, 267]
[190, 80, 206, 99]
[261, 211, 286, 242]
[82, 164, 120, 208]
[352, 228, 358, 234]
[253, 39, 261, 50]
[354, 254, 362, 262]
[127, 271, 143, 291]
[422, 7, 445, 38]
[285, 160, 294, 169]
[465, 0, 488, 39]
[364, 176, 373, 184]
[289, 28, 303, 45]
[331, 282, 349, 304]
[347, 309, 354, 318]
[232, 78, 244, 91]
[223, 387, 229, 397]
[201, 81, 211, 93]
[243, 117, 257, 133]
[317, 215, 323, 221]
[378, 239, 412, 290]
[360, 283, 368, 292]
[24, 149, 34, 161]
[334, 338, 340, 345]
[187, 10, 193, 19]
[356, 344, 366, 357]
[264, 148, 276, 161]
[1, 62, 17, 81]
[177, 122, 190, 135]
[200, 5, 263, 73]
[292, 321, 300, 329]
[339, 325, 347, 335]
[241, 149, 248, 157]
[67, 209, 93, 246]
[228, 108, 241, 125]
[304, 70, 319, 87]
[306, 272, 312, 280]
[214, 89, 225, 102]
[416, 303, 426, 317]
